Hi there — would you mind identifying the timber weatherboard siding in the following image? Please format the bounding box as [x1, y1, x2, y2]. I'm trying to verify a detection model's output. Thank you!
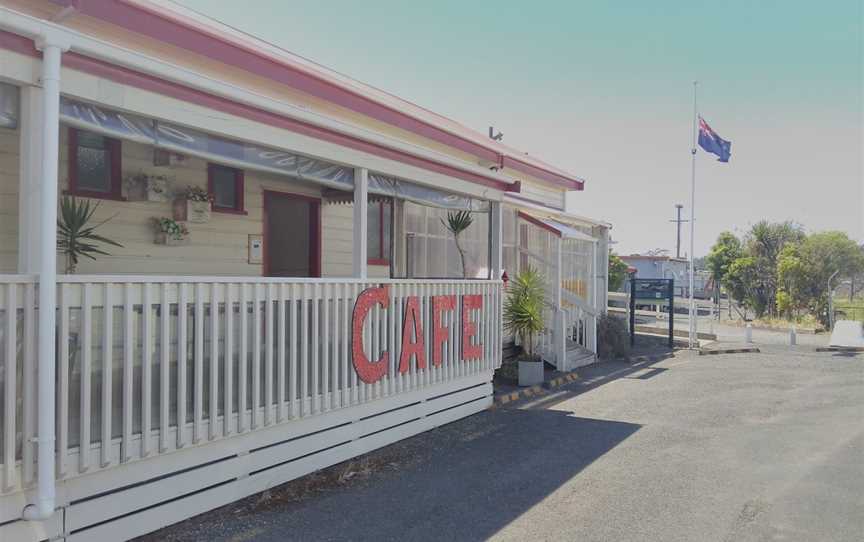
[0, 127, 389, 277]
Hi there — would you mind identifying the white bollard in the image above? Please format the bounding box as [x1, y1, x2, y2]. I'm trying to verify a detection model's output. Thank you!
[745, 323, 753, 343]
[790, 326, 797, 346]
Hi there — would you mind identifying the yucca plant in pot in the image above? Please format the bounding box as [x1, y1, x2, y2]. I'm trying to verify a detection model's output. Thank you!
[57, 195, 123, 274]
[441, 210, 473, 278]
[503, 266, 547, 386]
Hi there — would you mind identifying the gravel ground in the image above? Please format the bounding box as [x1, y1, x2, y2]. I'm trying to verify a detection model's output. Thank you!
[141, 345, 863, 542]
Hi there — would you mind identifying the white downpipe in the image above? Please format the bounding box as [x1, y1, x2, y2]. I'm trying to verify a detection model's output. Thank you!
[22, 35, 68, 522]
[592, 240, 598, 353]
[353, 167, 368, 279]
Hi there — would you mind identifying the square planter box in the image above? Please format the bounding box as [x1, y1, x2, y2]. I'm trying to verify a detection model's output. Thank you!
[518, 360, 544, 387]
[173, 198, 213, 223]
[155, 232, 189, 246]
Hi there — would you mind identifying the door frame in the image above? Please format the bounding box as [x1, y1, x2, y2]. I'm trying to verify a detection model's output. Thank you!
[262, 189, 321, 277]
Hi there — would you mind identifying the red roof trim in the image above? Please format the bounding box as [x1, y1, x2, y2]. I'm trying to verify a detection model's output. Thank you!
[49, 0, 584, 190]
[0, 30, 518, 193]
[517, 211, 562, 237]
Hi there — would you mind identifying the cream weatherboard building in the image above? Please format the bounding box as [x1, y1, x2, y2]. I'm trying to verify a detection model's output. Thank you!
[0, 1, 610, 540]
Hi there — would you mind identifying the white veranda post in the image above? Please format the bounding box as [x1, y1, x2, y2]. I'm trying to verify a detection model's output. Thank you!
[353, 167, 369, 278]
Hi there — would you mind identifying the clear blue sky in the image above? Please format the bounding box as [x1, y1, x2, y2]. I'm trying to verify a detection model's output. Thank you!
[174, 0, 863, 256]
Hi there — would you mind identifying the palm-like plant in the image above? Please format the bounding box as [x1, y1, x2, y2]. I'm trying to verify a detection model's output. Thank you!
[503, 266, 546, 359]
[57, 196, 123, 274]
[441, 210, 474, 277]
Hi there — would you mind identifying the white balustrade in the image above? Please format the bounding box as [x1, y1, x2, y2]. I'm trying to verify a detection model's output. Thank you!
[0, 275, 501, 494]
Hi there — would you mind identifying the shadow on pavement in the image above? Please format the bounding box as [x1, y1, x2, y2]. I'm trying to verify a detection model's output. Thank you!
[141, 408, 640, 542]
[523, 354, 677, 411]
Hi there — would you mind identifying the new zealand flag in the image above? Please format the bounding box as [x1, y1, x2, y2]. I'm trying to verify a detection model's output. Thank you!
[698, 117, 732, 162]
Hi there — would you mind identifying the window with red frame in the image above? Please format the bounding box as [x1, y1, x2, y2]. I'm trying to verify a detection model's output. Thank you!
[367, 199, 392, 265]
[208, 163, 246, 214]
[68, 128, 123, 200]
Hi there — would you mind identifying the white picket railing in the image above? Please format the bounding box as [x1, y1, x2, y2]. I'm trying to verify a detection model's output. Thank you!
[0, 275, 502, 494]
[0, 275, 37, 493]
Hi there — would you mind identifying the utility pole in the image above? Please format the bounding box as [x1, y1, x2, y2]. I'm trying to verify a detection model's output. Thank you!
[669, 204, 688, 259]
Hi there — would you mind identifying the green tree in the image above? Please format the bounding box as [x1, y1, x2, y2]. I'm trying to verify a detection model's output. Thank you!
[608, 252, 629, 291]
[796, 232, 864, 325]
[724, 256, 760, 314]
[706, 231, 742, 300]
[776, 244, 813, 319]
[743, 220, 805, 317]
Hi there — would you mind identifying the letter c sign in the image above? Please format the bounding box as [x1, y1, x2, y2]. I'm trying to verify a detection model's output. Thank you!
[352, 286, 390, 384]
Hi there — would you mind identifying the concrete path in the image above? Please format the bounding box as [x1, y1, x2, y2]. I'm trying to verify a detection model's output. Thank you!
[142, 346, 863, 542]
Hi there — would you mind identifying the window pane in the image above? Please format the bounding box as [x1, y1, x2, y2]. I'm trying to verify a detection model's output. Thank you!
[367, 201, 381, 260]
[382, 202, 391, 262]
[212, 167, 237, 209]
[76, 132, 111, 193]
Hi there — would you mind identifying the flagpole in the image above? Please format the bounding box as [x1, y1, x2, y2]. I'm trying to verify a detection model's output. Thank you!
[688, 81, 698, 349]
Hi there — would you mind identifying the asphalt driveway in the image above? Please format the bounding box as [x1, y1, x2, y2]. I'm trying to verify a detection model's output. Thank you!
[143, 346, 863, 542]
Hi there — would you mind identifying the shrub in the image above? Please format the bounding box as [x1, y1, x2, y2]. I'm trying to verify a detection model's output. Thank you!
[597, 313, 630, 359]
[503, 267, 546, 359]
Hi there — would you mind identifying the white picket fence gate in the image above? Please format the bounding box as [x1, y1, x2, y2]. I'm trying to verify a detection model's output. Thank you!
[0, 275, 502, 541]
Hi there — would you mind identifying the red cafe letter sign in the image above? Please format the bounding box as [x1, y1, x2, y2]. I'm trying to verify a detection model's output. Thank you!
[431, 295, 456, 366]
[352, 286, 390, 384]
[399, 296, 427, 373]
[461, 294, 483, 361]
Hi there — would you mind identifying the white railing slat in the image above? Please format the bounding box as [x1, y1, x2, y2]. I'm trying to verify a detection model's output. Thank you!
[141, 282, 152, 458]
[121, 284, 133, 462]
[3, 283, 17, 490]
[80, 283, 93, 471]
[193, 283, 204, 444]
[159, 284, 170, 453]
[102, 283, 114, 466]
[264, 284, 274, 426]
[209, 283, 219, 440]
[22, 283, 36, 485]
[177, 283, 188, 448]
[277, 283, 286, 422]
[224, 283, 234, 436]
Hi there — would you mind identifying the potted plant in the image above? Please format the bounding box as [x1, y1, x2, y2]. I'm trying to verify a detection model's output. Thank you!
[503, 266, 547, 386]
[57, 196, 123, 274]
[152, 217, 189, 245]
[182, 185, 213, 223]
[145, 173, 171, 202]
[123, 172, 172, 202]
[441, 210, 473, 278]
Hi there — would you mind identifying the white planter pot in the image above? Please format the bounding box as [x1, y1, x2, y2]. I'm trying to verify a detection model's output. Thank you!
[186, 200, 211, 223]
[518, 360, 544, 387]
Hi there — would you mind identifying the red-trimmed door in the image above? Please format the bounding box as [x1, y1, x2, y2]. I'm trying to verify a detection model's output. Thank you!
[263, 190, 321, 277]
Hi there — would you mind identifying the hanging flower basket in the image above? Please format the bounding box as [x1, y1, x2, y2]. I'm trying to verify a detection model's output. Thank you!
[146, 176, 170, 202]
[152, 217, 189, 246]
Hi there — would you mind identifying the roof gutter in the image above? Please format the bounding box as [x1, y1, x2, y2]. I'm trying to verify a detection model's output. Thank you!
[50, 0, 585, 190]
